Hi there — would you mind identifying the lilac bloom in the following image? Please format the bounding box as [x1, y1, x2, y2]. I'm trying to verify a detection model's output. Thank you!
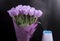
[27, 5, 31, 9]
[29, 7, 35, 16]
[15, 5, 23, 14]
[14, 8, 19, 16]
[22, 5, 31, 15]
[8, 7, 18, 17]
[21, 5, 27, 15]
[34, 10, 39, 17]
[34, 10, 43, 17]
[38, 10, 43, 17]
[26, 5, 31, 12]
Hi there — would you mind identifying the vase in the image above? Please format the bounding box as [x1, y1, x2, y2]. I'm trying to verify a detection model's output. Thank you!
[13, 19, 38, 41]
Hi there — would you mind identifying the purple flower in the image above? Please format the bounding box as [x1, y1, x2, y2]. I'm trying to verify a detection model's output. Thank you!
[15, 5, 23, 14]
[34, 10, 39, 17]
[34, 10, 43, 17]
[8, 7, 19, 17]
[29, 7, 35, 16]
[22, 5, 31, 15]
[8, 5, 43, 18]
[38, 10, 43, 17]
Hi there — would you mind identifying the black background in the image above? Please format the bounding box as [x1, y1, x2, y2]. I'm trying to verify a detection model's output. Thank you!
[0, 0, 60, 41]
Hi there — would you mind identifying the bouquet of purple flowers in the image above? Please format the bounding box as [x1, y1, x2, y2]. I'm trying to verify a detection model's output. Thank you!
[7, 5, 43, 41]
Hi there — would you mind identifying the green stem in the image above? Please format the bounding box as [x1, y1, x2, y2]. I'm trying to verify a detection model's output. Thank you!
[21, 14, 24, 25]
[26, 15, 27, 25]
[30, 16, 32, 25]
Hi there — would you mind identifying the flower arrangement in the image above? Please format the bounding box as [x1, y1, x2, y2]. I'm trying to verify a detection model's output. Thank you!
[8, 5, 43, 27]
[7, 5, 43, 41]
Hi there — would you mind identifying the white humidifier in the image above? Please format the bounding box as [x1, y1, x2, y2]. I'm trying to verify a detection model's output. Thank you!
[42, 30, 53, 41]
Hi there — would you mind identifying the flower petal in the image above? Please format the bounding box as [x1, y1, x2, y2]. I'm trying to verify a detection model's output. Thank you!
[34, 10, 39, 17]
[29, 7, 35, 16]
[34, 10, 43, 17]
[15, 5, 23, 14]
[22, 5, 31, 15]
[38, 10, 43, 17]
[8, 7, 16, 17]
